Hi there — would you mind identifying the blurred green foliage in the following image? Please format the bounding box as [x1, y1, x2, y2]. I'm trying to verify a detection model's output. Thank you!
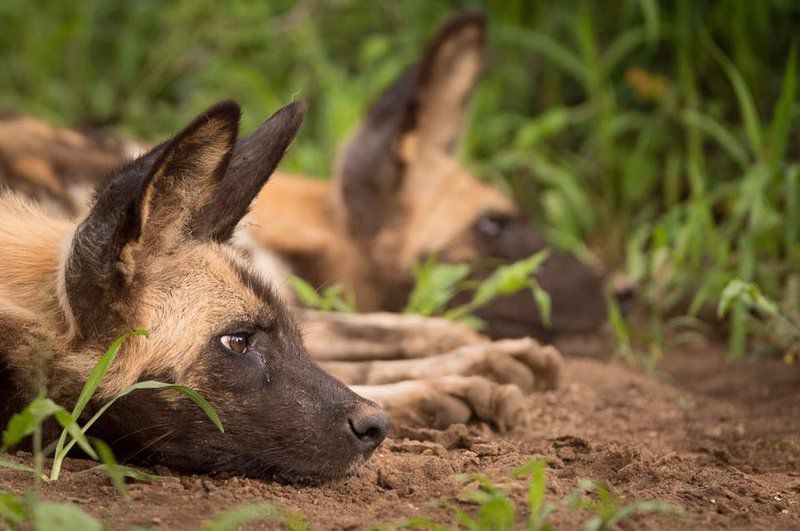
[1, 0, 799, 356]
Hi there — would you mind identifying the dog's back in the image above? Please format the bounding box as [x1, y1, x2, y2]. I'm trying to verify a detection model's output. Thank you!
[0, 116, 139, 216]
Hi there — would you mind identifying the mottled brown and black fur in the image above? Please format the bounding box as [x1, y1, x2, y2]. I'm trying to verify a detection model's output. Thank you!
[0, 101, 389, 480]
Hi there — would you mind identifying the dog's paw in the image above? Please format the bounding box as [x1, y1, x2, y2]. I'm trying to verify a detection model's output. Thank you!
[479, 338, 564, 392]
[415, 376, 526, 431]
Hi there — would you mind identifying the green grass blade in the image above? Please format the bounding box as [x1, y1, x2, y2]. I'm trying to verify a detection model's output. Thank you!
[60, 381, 223, 461]
[50, 329, 148, 481]
[0, 491, 27, 527]
[0, 457, 36, 474]
[288, 276, 327, 310]
[767, 40, 798, 173]
[602, 27, 649, 75]
[32, 501, 102, 531]
[98, 381, 223, 433]
[499, 26, 587, 85]
[132, 382, 224, 433]
[91, 438, 127, 497]
[680, 109, 749, 168]
[53, 410, 98, 460]
[786, 166, 800, 261]
[532, 284, 552, 328]
[203, 502, 278, 531]
[70, 329, 148, 420]
[2, 397, 61, 449]
[637, 0, 660, 42]
[700, 24, 763, 157]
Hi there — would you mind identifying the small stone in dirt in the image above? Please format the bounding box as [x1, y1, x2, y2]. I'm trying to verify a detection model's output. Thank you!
[555, 446, 578, 462]
[438, 424, 471, 449]
[202, 479, 217, 493]
[422, 458, 453, 480]
[470, 442, 502, 457]
[152, 465, 171, 476]
[180, 476, 202, 491]
[716, 500, 733, 514]
[711, 448, 732, 463]
[377, 468, 401, 490]
[552, 435, 591, 452]
[389, 439, 447, 457]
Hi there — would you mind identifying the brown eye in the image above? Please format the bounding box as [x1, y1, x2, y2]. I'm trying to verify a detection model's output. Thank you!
[220, 333, 249, 354]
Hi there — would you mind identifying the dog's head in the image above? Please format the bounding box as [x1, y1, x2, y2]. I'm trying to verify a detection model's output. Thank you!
[334, 13, 607, 339]
[59, 101, 388, 480]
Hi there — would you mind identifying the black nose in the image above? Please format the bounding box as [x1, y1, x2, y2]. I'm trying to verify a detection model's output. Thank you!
[348, 405, 390, 453]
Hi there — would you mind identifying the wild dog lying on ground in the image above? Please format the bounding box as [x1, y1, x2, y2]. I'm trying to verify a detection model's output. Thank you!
[0, 13, 617, 341]
[0, 99, 564, 480]
[0, 101, 392, 480]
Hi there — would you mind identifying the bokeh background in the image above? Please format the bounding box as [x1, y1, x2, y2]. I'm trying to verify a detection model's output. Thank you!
[2, 0, 799, 359]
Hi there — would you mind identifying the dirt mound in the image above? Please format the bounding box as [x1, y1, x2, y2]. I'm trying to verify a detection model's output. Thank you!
[2, 338, 799, 529]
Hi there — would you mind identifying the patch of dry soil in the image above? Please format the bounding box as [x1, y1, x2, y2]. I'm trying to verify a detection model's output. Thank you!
[2, 338, 799, 529]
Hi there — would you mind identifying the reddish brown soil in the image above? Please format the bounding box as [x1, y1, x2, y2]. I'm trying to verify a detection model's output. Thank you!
[2, 336, 799, 529]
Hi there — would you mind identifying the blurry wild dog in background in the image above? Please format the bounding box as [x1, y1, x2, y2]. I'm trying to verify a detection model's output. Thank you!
[0, 13, 613, 341]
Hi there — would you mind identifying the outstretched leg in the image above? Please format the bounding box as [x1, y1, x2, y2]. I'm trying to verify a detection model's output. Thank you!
[322, 337, 563, 392]
[299, 309, 486, 361]
[353, 375, 526, 431]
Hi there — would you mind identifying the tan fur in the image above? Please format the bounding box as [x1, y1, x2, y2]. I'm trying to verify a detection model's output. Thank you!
[0, 194, 73, 329]
[0, 193, 73, 387]
[10, 156, 62, 194]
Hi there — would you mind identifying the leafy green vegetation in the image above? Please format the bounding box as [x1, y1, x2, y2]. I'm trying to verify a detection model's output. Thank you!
[0, 331, 223, 530]
[3, 1, 797, 358]
[398, 458, 682, 530]
[288, 252, 551, 331]
[288, 276, 357, 313]
[202, 502, 309, 531]
[404, 252, 551, 330]
[718, 278, 800, 361]
[0, 492, 102, 531]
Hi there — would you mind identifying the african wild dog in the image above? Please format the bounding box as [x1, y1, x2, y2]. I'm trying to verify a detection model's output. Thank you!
[0, 98, 566, 479]
[0, 13, 616, 342]
[0, 101, 393, 480]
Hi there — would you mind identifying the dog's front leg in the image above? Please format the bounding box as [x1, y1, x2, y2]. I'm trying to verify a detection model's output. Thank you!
[299, 309, 487, 361]
[352, 375, 527, 431]
[321, 337, 563, 392]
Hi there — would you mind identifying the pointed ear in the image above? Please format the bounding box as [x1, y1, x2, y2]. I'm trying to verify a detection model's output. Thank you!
[413, 11, 486, 152]
[190, 101, 307, 242]
[64, 101, 240, 335]
[336, 12, 486, 238]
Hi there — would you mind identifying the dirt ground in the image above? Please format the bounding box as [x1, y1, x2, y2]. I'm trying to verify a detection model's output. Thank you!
[2, 334, 799, 530]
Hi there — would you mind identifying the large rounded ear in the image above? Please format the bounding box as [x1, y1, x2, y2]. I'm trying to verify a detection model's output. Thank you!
[191, 101, 307, 242]
[65, 101, 241, 335]
[336, 12, 486, 238]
